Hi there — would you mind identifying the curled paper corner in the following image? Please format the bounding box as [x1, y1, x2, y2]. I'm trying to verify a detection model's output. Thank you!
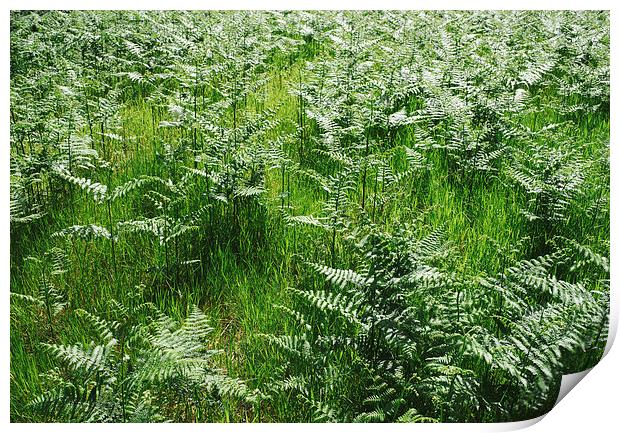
[604, 301, 618, 357]
[553, 314, 617, 409]
[490, 343, 615, 431]
[549, 312, 617, 416]
[554, 368, 592, 406]
[487, 372, 593, 433]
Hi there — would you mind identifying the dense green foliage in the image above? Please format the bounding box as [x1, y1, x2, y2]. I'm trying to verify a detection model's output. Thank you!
[10, 10, 609, 423]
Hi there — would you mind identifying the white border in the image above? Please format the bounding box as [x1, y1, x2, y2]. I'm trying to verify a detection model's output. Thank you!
[2, 1, 618, 431]
[0, 1, 616, 11]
